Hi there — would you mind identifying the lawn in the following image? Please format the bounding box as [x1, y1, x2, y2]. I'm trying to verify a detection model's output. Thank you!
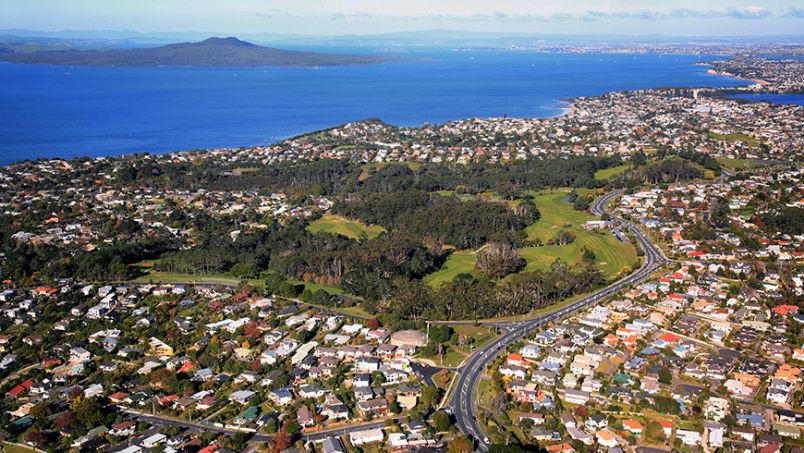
[525, 189, 594, 242]
[130, 263, 364, 312]
[231, 167, 259, 175]
[306, 213, 386, 241]
[519, 229, 636, 278]
[2, 443, 39, 453]
[420, 325, 499, 367]
[431, 369, 455, 391]
[707, 131, 762, 145]
[522, 189, 637, 279]
[716, 157, 761, 170]
[424, 188, 636, 284]
[423, 250, 477, 286]
[476, 380, 496, 407]
[453, 324, 497, 348]
[594, 164, 629, 180]
[132, 270, 263, 288]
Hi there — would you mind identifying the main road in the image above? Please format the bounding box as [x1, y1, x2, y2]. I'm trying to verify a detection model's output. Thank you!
[117, 190, 667, 449]
[443, 190, 669, 450]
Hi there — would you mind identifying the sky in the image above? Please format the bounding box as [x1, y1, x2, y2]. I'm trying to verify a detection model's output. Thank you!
[2, 0, 804, 37]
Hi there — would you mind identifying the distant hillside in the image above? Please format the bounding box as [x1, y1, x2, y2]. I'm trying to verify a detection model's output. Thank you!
[0, 37, 390, 67]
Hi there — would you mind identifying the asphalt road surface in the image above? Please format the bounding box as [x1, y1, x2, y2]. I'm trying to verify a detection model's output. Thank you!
[444, 189, 668, 451]
[118, 190, 668, 450]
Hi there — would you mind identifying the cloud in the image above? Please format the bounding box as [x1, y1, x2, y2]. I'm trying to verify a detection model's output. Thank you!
[782, 7, 804, 18]
[319, 6, 789, 24]
[725, 5, 771, 19]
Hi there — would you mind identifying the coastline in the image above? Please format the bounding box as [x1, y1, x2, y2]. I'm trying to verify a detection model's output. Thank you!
[704, 67, 769, 87]
[0, 54, 759, 167]
[549, 98, 575, 118]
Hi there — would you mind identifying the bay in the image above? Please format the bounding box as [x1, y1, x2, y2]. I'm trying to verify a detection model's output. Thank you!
[0, 51, 748, 165]
[725, 93, 804, 106]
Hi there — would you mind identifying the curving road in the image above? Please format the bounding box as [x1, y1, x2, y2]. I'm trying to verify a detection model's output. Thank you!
[444, 190, 668, 450]
[114, 190, 668, 449]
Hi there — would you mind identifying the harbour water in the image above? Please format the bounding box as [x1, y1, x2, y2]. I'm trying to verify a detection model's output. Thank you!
[0, 51, 749, 165]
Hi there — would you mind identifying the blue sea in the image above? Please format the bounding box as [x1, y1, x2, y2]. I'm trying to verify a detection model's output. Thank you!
[725, 93, 804, 106]
[0, 51, 750, 165]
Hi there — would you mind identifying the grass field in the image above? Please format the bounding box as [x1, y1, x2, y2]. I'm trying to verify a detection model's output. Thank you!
[477, 380, 495, 406]
[716, 157, 761, 170]
[419, 324, 498, 367]
[594, 164, 629, 180]
[307, 213, 386, 241]
[1, 443, 39, 453]
[525, 189, 594, 242]
[707, 131, 761, 145]
[431, 369, 455, 391]
[424, 250, 477, 285]
[131, 268, 347, 297]
[132, 270, 263, 287]
[424, 188, 636, 284]
[519, 229, 635, 278]
[522, 189, 636, 278]
[231, 167, 259, 175]
[453, 324, 497, 348]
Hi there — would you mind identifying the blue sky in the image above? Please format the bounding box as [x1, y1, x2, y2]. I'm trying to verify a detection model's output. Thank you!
[3, 0, 803, 36]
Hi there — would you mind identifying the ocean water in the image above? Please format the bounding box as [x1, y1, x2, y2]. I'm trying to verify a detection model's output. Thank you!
[0, 51, 748, 165]
[725, 93, 804, 106]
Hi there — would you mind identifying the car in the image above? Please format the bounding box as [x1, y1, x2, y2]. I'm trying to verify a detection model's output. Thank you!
[483, 437, 490, 444]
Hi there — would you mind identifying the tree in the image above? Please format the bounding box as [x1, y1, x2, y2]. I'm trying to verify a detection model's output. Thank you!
[645, 420, 666, 444]
[574, 405, 589, 418]
[230, 262, 258, 279]
[25, 430, 55, 449]
[70, 396, 114, 429]
[243, 321, 261, 339]
[760, 206, 804, 235]
[447, 435, 474, 453]
[430, 325, 454, 345]
[433, 411, 453, 432]
[421, 386, 442, 407]
[284, 420, 302, 437]
[371, 371, 386, 386]
[367, 317, 381, 330]
[581, 247, 596, 263]
[520, 417, 535, 431]
[269, 432, 292, 452]
[475, 243, 526, 279]
[654, 395, 681, 415]
[631, 150, 647, 167]
[277, 281, 303, 297]
[264, 273, 285, 293]
[226, 432, 249, 451]
[658, 367, 673, 385]
[53, 410, 76, 428]
[560, 230, 576, 245]
[264, 418, 278, 433]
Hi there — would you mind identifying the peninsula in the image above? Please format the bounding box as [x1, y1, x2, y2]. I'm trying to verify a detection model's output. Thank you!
[0, 36, 390, 67]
